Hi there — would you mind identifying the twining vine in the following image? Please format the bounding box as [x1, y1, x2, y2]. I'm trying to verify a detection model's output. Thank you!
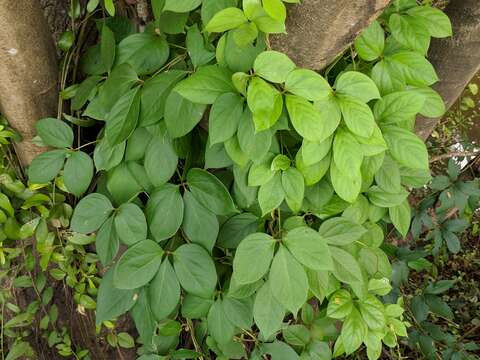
[25, 0, 453, 358]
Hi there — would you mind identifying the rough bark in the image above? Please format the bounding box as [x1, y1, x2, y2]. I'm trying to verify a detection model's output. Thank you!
[415, 0, 480, 140]
[271, 0, 391, 70]
[0, 0, 58, 166]
[39, 0, 70, 43]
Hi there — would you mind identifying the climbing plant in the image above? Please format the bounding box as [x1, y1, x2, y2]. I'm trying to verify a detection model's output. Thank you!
[27, 0, 453, 358]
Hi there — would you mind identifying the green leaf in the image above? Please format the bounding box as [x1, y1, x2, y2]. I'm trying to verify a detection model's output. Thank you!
[96, 268, 136, 325]
[71, 193, 113, 233]
[165, 91, 206, 138]
[368, 278, 392, 296]
[237, 109, 273, 160]
[84, 63, 138, 120]
[116, 33, 169, 75]
[424, 294, 453, 319]
[225, 135, 249, 167]
[382, 126, 429, 170]
[374, 155, 401, 193]
[96, 217, 119, 266]
[253, 281, 285, 338]
[286, 95, 327, 142]
[64, 151, 93, 197]
[262, 341, 300, 360]
[186, 24, 215, 67]
[389, 51, 438, 86]
[148, 259, 180, 320]
[144, 134, 178, 187]
[282, 168, 305, 213]
[333, 128, 363, 174]
[130, 289, 156, 346]
[330, 161, 362, 203]
[329, 246, 363, 284]
[209, 92, 244, 144]
[341, 308, 367, 354]
[233, 232, 276, 284]
[182, 191, 219, 252]
[367, 185, 408, 208]
[71, 75, 103, 111]
[217, 213, 259, 249]
[301, 136, 332, 166]
[163, 0, 200, 12]
[412, 86, 445, 118]
[318, 218, 367, 246]
[175, 65, 235, 104]
[335, 71, 380, 103]
[201, 0, 237, 25]
[140, 70, 186, 127]
[114, 203, 147, 246]
[223, 296, 254, 329]
[371, 59, 406, 96]
[389, 199, 411, 237]
[283, 226, 333, 271]
[354, 20, 385, 61]
[296, 151, 331, 186]
[107, 162, 142, 205]
[269, 245, 308, 315]
[93, 137, 125, 171]
[114, 240, 164, 289]
[36, 118, 73, 148]
[207, 300, 236, 344]
[28, 150, 67, 184]
[187, 168, 237, 215]
[254, 51, 295, 83]
[101, 24, 116, 72]
[173, 243, 217, 298]
[283, 324, 310, 347]
[105, 87, 141, 145]
[373, 90, 425, 124]
[263, 0, 286, 22]
[327, 289, 353, 319]
[247, 77, 283, 131]
[258, 172, 285, 215]
[206, 141, 233, 170]
[146, 185, 184, 241]
[205, 7, 248, 32]
[407, 6, 452, 38]
[125, 127, 152, 161]
[232, 22, 259, 46]
[359, 247, 392, 278]
[285, 69, 331, 101]
[389, 14, 430, 54]
[248, 153, 275, 186]
[337, 95, 375, 138]
[104, 0, 115, 16]
[182, 293, 213, 319]
[359, 295, 386, 330]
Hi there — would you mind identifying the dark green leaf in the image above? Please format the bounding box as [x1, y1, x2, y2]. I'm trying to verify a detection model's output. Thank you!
[146, 185, 184, 241]
[114, 240, 164, 289]
[71, 193, 114, 233]
[36, 118, 73, 148]
[64, 151, 93, 197]
[173, 244, 218, 298]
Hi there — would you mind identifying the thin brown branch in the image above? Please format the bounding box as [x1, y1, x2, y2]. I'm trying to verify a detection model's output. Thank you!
[429, 151, 480, 163]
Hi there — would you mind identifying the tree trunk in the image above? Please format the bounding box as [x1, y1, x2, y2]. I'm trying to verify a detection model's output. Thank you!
[0, 0, 59, 166]
[415, 0, 480, 140]
[271, 0, 391, 70]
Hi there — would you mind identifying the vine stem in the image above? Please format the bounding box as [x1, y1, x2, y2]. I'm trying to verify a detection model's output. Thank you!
[186, 319, 204, 360]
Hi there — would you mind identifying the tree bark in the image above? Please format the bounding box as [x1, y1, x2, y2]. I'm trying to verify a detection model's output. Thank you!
[415, 0, 480, 140]
[0, 0, 59, 166]
[271, 0, 391, 70]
